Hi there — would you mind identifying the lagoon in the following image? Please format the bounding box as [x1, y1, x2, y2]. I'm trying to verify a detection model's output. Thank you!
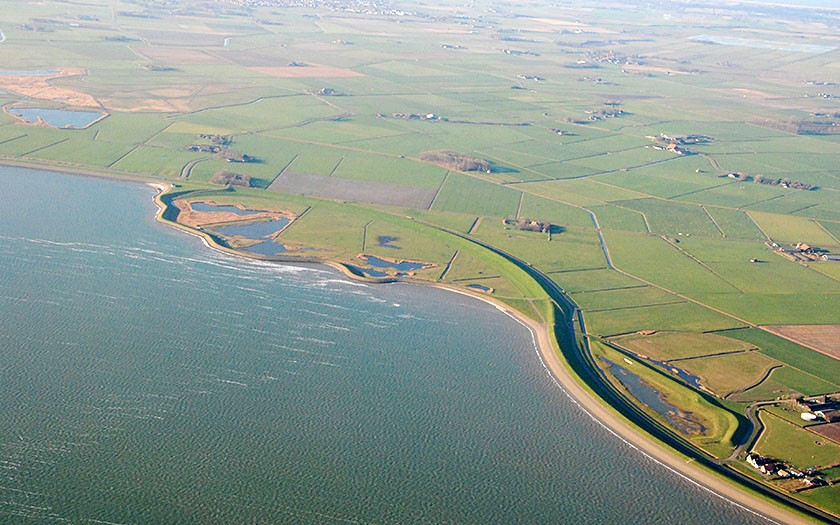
[0, 166, 767, 523]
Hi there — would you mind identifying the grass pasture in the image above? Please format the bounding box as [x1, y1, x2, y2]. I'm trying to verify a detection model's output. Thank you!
[704, 207, 765, 240]
[552, 268, 641, 293]
[694, 292, 840, 326]
[574, 285, 680, 312]
[431, 172, 521, 217]
[585, 300, 745, 337]
[603, 231, 739, 294]
[755, 411, 840, 469]
[729, 365, 839, 403]
[611, 198, 723, 237]
[674, 351, 781, 398]
[612, 331, 756, 361]
[748, 211, 839, 247]
[721, 329, 840, 389]
[474, 222, 607, 273]
[592, 341, 740, 455]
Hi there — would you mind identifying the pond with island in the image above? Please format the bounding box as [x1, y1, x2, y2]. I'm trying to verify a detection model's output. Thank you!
[602, 358, 706, 435]
[363, 255, 427, 272]
[211, 218, 291, 257]
[190, 202, 263, 216]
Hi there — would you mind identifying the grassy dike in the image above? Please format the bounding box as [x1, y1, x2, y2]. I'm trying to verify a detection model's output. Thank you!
[151, 182, 825, 525]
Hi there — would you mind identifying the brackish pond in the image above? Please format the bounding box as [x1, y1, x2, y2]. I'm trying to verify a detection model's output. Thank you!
[189, 202, 264, 215]
[0, 69, 57, 76]
[212, 218, 291, 239]
[603, 358, 706, 435]
[365, 255, 426, 271]
[8, 107, 105, 128]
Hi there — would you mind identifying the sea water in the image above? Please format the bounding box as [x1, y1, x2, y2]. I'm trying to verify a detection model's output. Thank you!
[0, 167, 768, 524]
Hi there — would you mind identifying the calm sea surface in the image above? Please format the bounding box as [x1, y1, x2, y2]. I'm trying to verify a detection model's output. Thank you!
[0, 167, 767, 524]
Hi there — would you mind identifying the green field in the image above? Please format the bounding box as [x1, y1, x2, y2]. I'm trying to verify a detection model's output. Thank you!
[612, 331, 755, 362]
[755, 411, 840, 469]
[3, 0, 840, 517]
[675, 351, 781, 397]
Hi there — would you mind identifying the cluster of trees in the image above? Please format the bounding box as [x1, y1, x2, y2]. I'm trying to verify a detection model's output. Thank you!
[210, 170, 251, 187]
[754, 175, 816, 190]
[503, 217, 550, 233]
[419, 151, 491, 172]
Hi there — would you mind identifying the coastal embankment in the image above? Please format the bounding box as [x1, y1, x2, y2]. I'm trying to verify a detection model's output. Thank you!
[149, 183, 809, 525]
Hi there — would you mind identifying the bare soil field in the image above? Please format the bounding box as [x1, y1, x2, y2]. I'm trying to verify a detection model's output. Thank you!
[268, 171, 436, 209]
[213, 50, 286, 67]
[809, 422, 840, 445]
[525, 17, 615, 34]
[100, 96, 192, 113]
[762, 325, 840, 361]
[0, 68, 99, 107]
[250, 65, 364, 78]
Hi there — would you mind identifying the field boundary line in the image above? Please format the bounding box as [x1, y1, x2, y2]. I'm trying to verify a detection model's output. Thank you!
[327, 156, 345, 177]
[545, 266, 609, 274]
[814, 220, 840, 245]
[739, 193, 786, 211]
[438, 250, 459, 281]
[20, 138, 68, 157]
[743, 211, 772, 242]
[0, 134, 26, 146]
[702, 205, 726, 237]
[659, 235, 745, 293]
[668, 181, 736, 201]
[741, 209, 773, 242]
[573, 284, 649, 294]
[427, 170, 450, 210]
[585, 300, 687, 314]
[725, 364, 783, 400]
[266, 154, 298, 189]
[361, 220, 372, 251]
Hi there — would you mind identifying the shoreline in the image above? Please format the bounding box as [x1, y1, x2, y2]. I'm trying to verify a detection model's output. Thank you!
[432, 286, 792, 523]
[148, 177, 811, 525]
[7, 161, 813, 523]
[495, 308, 804, 524]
